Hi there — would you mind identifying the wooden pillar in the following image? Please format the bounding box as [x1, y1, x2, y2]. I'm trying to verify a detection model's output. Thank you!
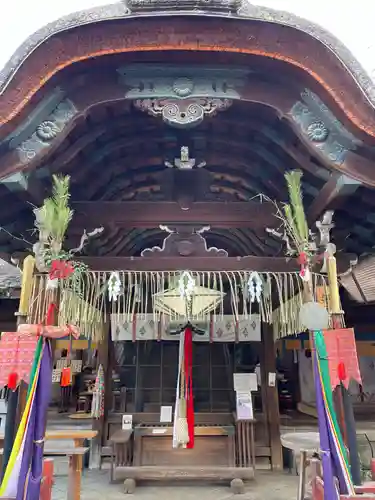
[261, 322, 283, 470]
[90, 320, 110, 469]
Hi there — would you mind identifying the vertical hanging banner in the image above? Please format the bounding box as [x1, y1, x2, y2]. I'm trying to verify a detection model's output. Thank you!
[313, 330, 355, 495]
[0, 333, 38, 387]
[323, 329, 361, 389]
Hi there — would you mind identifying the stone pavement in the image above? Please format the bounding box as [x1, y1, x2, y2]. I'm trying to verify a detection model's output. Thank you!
[52, 469, 298, 500]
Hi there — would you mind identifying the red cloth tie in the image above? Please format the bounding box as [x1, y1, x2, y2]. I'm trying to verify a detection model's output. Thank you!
[49, 260, 74, 280]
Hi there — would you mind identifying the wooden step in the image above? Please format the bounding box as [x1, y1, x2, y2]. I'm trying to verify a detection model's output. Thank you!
[114, 465, 254, 481]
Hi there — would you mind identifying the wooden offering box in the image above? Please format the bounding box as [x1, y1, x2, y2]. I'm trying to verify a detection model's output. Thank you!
[115, 423, 254, 492]
[133, 423, 235, 467]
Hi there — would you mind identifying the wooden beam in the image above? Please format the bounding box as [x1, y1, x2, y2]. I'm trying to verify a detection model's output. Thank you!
[0, 171, 46, 205]
[307, 174, 361, 224]
[77, 255, 298, 272]
[71, 202, 278, 229]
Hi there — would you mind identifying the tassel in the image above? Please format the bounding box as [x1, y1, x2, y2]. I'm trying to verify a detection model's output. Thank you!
[338, 362, 346, 382]
[7, 372, 18, 390]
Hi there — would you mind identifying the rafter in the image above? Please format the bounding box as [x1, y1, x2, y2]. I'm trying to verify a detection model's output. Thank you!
[70, 201, 278, 229]
[70, 154, 281, 201]
[52, 120, 321, 179]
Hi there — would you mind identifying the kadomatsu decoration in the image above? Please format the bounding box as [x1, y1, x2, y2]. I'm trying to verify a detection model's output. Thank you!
[32, 174, 93, 293]
[33, 174, 73, 270]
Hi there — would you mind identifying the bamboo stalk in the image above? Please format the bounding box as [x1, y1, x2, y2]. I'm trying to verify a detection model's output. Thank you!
[18, 256, 35, 318]
[327, 255, 341, 317]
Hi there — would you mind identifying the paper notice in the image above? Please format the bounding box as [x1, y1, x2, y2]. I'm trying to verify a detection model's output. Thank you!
[160, 405, 173, 423]
[268, 372, 276, 387]
[122, 414, 133, 430]
[233, 372, 257, 393]
[152, 428, 167, 435]
[236, 392, 254, 420]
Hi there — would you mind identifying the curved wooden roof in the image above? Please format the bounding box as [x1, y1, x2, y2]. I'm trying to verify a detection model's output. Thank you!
[1, 2, 375, 121]
[1, 14, 375, 143]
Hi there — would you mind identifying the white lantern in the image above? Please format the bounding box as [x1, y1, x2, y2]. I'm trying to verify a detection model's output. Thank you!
[299, 301, 329, 331]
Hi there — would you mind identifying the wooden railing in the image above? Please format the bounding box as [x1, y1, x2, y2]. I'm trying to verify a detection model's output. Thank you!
[110, 430, 134, 482]
[234, 419, 256, 469]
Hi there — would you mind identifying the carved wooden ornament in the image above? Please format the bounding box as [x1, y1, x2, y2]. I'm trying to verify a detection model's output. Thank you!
[141, 225, 228, 257]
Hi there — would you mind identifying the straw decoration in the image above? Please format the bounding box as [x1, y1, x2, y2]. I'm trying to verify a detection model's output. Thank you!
[27, 270, 328, 340]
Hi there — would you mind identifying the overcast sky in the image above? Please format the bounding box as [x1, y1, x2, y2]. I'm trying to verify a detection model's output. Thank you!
[0, 1, 374, 79]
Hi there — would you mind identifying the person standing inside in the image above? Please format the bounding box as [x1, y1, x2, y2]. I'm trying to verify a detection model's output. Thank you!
[59, 349, 72, 413]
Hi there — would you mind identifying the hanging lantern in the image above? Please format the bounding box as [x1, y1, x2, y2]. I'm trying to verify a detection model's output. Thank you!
[154, 284, 224, 318]
[299, 301, 329, 331]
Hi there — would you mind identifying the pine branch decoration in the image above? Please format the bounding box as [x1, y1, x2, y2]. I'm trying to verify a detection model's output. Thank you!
[283, 170, 310, 255]
[34, 174, 73, 258]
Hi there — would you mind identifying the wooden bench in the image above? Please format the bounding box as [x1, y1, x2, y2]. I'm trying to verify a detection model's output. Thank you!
[45, 429, 97, 447]
[0, 431, 96, 500]
[0, 429, 97, 469]
[0, 429, 97, 449]
[46, 429, 97, 470]
[43, 447, 89, 500]
[0, 447, 88, 500]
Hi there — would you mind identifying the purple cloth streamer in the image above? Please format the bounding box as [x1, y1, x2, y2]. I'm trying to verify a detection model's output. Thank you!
[16, 340, 53, 500]
[313, 346, 339, 500]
